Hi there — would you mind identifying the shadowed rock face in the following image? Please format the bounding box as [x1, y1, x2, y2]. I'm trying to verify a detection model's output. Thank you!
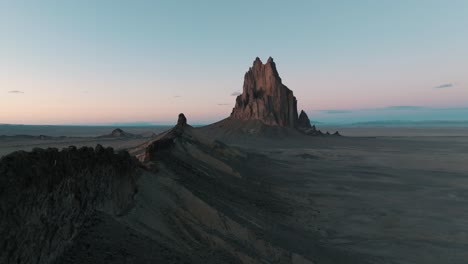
[132, 115, 316, 263]
[144, 137, 175, 163]
[142, 113, 191, 163]
[231, 57, 299, 128]
[0, 146, 140, 264]
[297, 110, 313, 130]
[111, 128, 125, 137]
[98, 128, 137, 138]
[177, 113, 187, 127]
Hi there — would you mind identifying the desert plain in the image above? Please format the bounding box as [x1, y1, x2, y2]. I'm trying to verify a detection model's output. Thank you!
[1, 124, 467, 264]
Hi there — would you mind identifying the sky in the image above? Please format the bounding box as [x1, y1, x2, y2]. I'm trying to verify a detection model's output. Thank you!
[1, 0, 468, 125]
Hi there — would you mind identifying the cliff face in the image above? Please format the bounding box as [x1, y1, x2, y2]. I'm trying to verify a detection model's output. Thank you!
[0, 146, 140, 264]
[141, 113, 189, 163]
[231, 57, 299, 128]
[199, 57, 340, 139]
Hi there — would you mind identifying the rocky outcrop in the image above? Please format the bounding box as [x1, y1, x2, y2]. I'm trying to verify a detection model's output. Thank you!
[98, 128, 136, 138]
[174, 113, 188, 134]
[111, 128, 125, 137]
[177, 113, 187, 127]
[226, 57, 337, 137]
[143, 113, 191, 163]
[200, 57, 341, 139]
[144, 137, 176, 164]
[296, 110, 329, 135]
[134, 114, 316, 264]
[297, 110, 313, 130]
[0, 146, 140, 264]
[231, 57, 299, 128]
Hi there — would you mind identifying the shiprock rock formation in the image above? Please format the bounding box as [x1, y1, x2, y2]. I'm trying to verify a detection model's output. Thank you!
[231, 57, 298, 128]
[201, 57, 339, 137]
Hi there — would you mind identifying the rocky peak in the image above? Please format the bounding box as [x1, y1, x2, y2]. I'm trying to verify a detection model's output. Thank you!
[297, 110, 312, 129]
[230, 57, 298, 127]
[144, 114, 190, 163]
[111, 128, 124, 137]
[174, 113, 188, 135]
[177, 113, 187, 127]
[254, 56, 262, 65]
[98, 128, 136, 139]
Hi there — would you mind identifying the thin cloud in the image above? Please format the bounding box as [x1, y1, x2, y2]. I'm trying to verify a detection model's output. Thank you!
[8, 90, 24, 94]
[385, 105, 423, 110]
[434, 83, 453, 89]
[231, 91, 241, 96]
[320, 109, 352, 114]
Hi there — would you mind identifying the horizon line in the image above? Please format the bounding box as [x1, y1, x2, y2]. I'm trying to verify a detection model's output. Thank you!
[2, 119, 468, 127]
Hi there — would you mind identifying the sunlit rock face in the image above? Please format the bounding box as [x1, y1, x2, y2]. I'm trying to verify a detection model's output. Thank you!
[231, 57, 299, 128]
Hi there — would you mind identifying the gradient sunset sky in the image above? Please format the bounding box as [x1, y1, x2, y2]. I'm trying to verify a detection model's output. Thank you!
[1, 1, 467, 125]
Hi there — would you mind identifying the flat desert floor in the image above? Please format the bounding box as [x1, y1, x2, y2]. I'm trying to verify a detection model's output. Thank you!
[2, 125, 467, 263]
[235, 135, 468, 263]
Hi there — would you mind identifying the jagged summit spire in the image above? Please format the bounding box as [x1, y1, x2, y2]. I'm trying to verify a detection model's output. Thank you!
[252, 57, 275, 66]
[205, 57, 338, 137]
[254, 57, 263, 65]
[249, 56, 280, 78]
[231, 57, 298, 127]
[174, 113, 189, 135]
[297, 110, 312, 130]
[177, 113, 187, 127]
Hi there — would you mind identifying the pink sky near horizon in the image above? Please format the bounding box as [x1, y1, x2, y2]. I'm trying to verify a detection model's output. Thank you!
[1, 55, 467, 125]
[1, 1, 468, 125]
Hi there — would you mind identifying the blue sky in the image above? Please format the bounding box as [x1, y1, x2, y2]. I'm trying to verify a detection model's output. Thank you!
[1, 1, 467, 124]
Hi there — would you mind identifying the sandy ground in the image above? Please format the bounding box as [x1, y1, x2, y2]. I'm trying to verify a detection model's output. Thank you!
[2, 126, 467, 263]
[243, 135, 468, 263]
[320, 126, 468, 137]
[196, 125, 468, 263]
